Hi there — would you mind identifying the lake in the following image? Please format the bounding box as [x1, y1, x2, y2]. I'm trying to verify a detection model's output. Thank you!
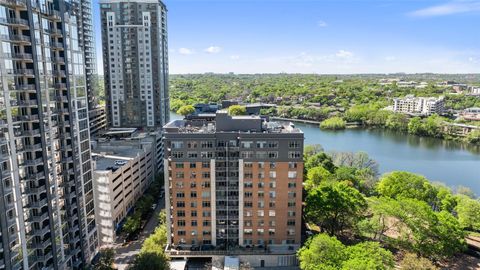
[169, 112, 480, 195]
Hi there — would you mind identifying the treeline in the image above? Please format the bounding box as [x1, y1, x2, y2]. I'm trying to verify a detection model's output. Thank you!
[298, 145, 480, 269]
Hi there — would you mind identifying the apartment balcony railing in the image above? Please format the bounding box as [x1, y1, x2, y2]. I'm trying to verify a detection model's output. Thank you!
[10, 34, 30, 43]
[27, 198, 48, 208]
[12, 114, 39, 122]
[12, 53, 33, 60]
[0, 0, 26, 8]
[22, 157, 43, 166]
[15, 68, 35, 76]
[23, 185, 47, 195]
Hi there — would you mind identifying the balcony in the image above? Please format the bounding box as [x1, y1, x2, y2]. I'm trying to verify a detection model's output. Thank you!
[27, 198, 48, 208]
[50, 41, 63, 50]
[10, 34, 30, 43]
[30, 225, 50, 236]
[12, 114, 39, 122]
[53, 57, 65, 64]
[0, 0, 26, 8]
[6, 17, 29, 27]
[27, 211, 49, 223]
[12, 53, 33, 60]
[22, 157, 43, 166]
[53, 70, 66, 77]
[48, 10, 60, 20]
[14, 128, 41, 137]
[10, 99, 38, 107]
[28, 239, 51, 250]
[14, 84, 36, 91]
[23, 185, 47, 195]
[15, 68, 35, 76]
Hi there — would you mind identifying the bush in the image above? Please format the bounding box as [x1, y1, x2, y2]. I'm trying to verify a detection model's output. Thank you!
[320, 117, 346, 130]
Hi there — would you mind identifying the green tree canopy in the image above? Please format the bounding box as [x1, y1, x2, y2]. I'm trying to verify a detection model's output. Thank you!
[93, 248, 115, 270]
[305, 182, 367, 235]
[305, 166, 332, 190]
[227, 105, 247, 116]
[129, 252, 169, 270]
[320, 117, 346, 130]
[376, 171, 436, 204]
[454, 195, 480, 230]
[305, 152, 336, 172]
[176, 105, 195, 116]
[298, 234, 394, 270]
[400, 253, 438, 270]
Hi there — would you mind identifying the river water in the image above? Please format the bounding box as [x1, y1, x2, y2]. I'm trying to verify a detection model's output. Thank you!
[169, 112, 480, 195]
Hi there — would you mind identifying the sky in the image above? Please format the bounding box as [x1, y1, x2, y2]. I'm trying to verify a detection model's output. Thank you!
[92, 0, 480, 75]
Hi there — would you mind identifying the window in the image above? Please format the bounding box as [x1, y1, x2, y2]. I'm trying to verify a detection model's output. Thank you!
[269, 210, 276, 217]
[241, 151, 253, 158]
[203, 230, 211, 235]
[202, 161, 210, 168]
[202, 172, 210, 178]
[191, 202, 197, 207]
[244, 229, 253, 235]
[289, 141, 301, 148]
[190, 191, 197, 198]
[201, 191, 210, 198]
[287, 229, 295, 236]
[269, 201, 276, 207]
[187, 152, 198, 158]
[244, 201, 253, 208]
[256, 141, 267, 148]
[177, 220, 186, 226]
[202, 211, 211, 217]
[256, 152, 267, 159]
[176, 201, 185, 207]
[258, 201, 265, 208]
[202, 201, 211, 207]
[244, 172, 253, 179]
[203, 220, 211, 226]
[269, 171, 276, 179]
[257, 210, 264, 217]
[241, 141, 253, 148]
[257, 229, 264, 235]
[287, 220, 296, 226]
[187, 141, 197, 148]
[176, 192, 185, 198]
[269, 162, 276, 169]
[288, 151, 301, 159]
[269, 182, 276, 188]
[268, 141, 278, 148]
[288, 211, 296, 217]
[288, 192, 296, 198]
[288, 171, 297, 179]
[244, 162, 253, 168]
[172, 151, 184, 158]
[177, 211, 185, 217]
[258, 191, 264, 198]
[191, 211, 197, 217]
[175, 163, 184, 168]
[178, 230, 186, 236]
[288, 182, 296, 188]
[171, 141, 184, 148]
[175, 172, 184, 179]
[269, 191, 276, 198]
[289, 162, 297, 169]
[288, 201, 296, 207]
[244, 220, 252, 226]
[244, 182, 253, 188]
[190, 162, 196, 168]
[269, 228, 275, 235]
[244, 192, 253, 198]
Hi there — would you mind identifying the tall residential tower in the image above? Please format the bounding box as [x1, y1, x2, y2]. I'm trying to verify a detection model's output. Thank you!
[0, 0, 98, 269]
[100, 0, 169, 128]
[163, 112, 304, 267]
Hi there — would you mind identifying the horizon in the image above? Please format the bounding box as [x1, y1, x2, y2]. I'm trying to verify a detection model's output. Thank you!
[92, 0, 480, 75]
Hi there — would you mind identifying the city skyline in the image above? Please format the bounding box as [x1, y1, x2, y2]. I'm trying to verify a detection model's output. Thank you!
[91, 0, 480, 74]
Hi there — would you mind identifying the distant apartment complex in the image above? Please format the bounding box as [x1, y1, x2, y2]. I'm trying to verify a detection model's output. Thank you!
[393, 95, 445, 116]
[0, 0, 98, 268]
[100, 0, 169, 128]
[163, 111, 304, 267]
[92, 129, 157, 245]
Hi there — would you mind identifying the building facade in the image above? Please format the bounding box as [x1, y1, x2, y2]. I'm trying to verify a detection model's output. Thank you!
[163, 112, 304, 253]
[393, 95, 445, 116]
[0, 0, 98, 269]
[100, 0, 169, 128]
[91, 131, 156, 246]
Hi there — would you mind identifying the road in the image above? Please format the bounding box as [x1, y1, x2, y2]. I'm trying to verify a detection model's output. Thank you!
[113, 198, 165, 270]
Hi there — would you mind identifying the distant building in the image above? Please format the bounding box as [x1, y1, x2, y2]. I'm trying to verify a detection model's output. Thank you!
[460, 108, 480, 121]
[163, 111, 304, 267]
[393, 95, 445, 116]
[92, 129, 157, 246]
[89, 105, 108, 135]
[100, 0, 169, 128]
[468, 86, 480, 96]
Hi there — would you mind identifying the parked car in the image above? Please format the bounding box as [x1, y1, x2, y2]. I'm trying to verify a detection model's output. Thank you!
[190, 245, 200, 251]
[200, 244, 215, 251]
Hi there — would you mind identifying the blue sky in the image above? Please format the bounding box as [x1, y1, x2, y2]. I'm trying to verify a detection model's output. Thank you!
[93, 0, 480, 74]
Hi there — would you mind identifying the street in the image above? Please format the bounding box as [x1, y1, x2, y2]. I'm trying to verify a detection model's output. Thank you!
[113, 198, 165, 270]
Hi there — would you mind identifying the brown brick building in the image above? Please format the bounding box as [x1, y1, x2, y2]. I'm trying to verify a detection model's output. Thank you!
[163, 111, 304, 252]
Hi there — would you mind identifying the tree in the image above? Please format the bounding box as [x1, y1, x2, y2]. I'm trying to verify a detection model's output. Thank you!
[454, 195, 480, 230]
[342, 241, 394, 270]
[141, 226, 168, 254]
[466, 130, 480, 144]
[408, 117, 425, 135]
[320, 117, 346, 130]
[170, 99, 186, 112]
[305, 152, 336, 172]
[298, 234, 394, 270]
[376, 171, 436, 205]
[93, 248, 115, 270]
[330, 151, 379, 176]
[129, 252, 169, 270]
[176, 105, 195, 116]
[400, 253, 438, 270]
[385, 113, 409, 131]
[305, 182, 367, 235]
[227, 105, 246, 116]
[304, 144, 324, 158]
[123, 212, 142, 235]
[305, 166, 332, 190]
[297, 234, 345, 270]
[456, 185, 476, 198]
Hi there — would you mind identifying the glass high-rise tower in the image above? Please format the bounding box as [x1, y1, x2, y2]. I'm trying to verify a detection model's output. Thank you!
[0, 0, 98, 269]
[100, 0, 169, 128]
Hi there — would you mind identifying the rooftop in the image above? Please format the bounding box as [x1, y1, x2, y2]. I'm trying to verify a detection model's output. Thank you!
[163, 111, 302, 134]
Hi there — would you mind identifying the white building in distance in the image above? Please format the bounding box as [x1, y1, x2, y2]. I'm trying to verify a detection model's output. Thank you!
[393, 95, 445, 116]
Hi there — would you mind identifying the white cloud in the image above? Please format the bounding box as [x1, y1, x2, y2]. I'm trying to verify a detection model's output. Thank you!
[469, 56, 479, 63]
[408, 1, 480, 17]
[317, 20, 328, 27]
[230, 55, 240, 60]
[204, 46, 222, 54]
[178, 48, 194, 55]
[385, 56, 397, 61]
[335, 50, 354, 59]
